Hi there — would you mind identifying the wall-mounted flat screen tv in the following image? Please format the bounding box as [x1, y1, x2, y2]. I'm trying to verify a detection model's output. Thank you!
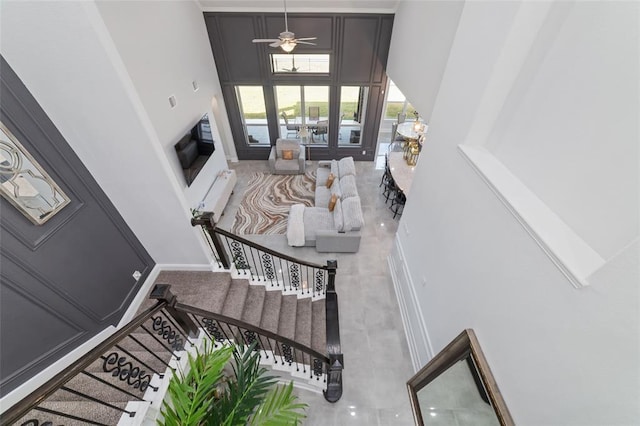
[174, 114, 215, 186]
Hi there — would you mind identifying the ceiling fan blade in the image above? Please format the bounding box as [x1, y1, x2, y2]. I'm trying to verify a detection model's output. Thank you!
[296, 41, 317, 45]
[252, 38, 280, 43]
[296, 37, 317, 41]
[270, 41, 284, 47]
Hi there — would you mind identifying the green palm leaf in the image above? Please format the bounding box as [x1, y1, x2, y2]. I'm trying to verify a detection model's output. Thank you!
[160, 341, 233, 426]
[249, 381, 308, 426]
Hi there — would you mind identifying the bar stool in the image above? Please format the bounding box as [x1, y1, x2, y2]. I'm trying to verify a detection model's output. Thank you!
[389, 189, 406, 219]
[379, 154, 392, 188]
[383, 178, 398, 204]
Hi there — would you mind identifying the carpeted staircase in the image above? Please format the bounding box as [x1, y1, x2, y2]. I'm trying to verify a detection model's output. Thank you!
[16, 270, 326, 425]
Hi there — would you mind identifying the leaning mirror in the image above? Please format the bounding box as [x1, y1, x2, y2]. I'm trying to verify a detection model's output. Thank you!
[407, 329, 514, 426]
[0, 122, 70, 224]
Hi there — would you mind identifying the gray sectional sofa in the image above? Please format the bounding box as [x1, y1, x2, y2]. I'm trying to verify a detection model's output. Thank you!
[287, 157, 364, 253]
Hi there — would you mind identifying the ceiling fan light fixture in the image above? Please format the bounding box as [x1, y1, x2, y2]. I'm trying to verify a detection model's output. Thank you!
[280, 40, 296, 53]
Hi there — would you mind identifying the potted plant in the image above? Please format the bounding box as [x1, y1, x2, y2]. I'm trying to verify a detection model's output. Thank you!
[160, 341, 307, 425]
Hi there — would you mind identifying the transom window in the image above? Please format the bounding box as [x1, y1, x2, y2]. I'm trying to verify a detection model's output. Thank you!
[271, 54, 330, 74]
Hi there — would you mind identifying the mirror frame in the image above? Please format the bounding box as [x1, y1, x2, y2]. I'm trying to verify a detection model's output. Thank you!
[407, 329, 514, 426]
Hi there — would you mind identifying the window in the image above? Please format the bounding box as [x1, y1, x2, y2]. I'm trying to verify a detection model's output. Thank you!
[271, 54, 330, 74]
[384, 79, 416, 120]
[338, 86, 368, 146]
[235, 86, 270, 145]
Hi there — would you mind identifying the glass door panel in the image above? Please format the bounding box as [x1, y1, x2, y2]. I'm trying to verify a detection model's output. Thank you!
[339, 86, 368, 146]
[236, 86, 270, 145]
[304, 86, 329, 145]
[275, 86, 302, 139]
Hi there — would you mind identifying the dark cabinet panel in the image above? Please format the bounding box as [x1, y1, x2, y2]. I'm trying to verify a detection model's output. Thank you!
[0, 56, 154, 394]
[340, 17, 378, 83]
[265, 15, 333, 50]
[373, 17, 394, 84]
[212, 15, 262, 81]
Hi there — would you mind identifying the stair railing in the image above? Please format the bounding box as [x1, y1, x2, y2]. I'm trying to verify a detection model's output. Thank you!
[0, 298, 199, 426]
[192, 212, 330, 298]
[191, 212, 343, 402]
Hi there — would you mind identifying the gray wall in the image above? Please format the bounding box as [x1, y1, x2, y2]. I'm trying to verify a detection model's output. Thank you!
[0, 57, 155, 395]
[204, 12, 394, 161]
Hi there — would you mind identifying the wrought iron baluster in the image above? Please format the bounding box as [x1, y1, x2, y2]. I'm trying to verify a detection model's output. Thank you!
[313, 358, 324, 380]
[102, 351, 155, 392]
[126, 334, 172, 373]
[261, 252, 276, 287]
[109, 343, 161, 379]
[32, 406, 110, 426]
[139, 325, 177, 356]
[315, 269, 325, 297]
[81, 370, 144, 400]
[149, 315, 185, 351]
[60, 386, 138, 416]
[289, 262, 301, 292]
[158, 310, 194, 347]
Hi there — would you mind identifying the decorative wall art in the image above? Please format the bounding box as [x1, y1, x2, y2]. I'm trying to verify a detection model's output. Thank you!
[0, 122, 70, 224]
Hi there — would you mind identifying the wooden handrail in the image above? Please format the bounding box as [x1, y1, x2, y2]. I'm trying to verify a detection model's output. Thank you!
[174, 301, 330, 364]
[191, 212, 328, 270]
[0, 301, 168, 425]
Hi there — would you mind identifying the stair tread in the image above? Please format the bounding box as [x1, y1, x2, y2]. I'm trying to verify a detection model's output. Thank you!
[18, 400, 127, 426]
[221, 279, 250, 319]
[52, 372, 149, 402]
[277, 295, 298, 340]
[311, 299, 327, 354]
[259, 291, 283, 333]
[241, 286, 266, 327]
[294, 298, 312, 348]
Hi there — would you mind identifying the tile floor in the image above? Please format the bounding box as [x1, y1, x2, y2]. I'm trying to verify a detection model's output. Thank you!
[216, 158, 416, 425]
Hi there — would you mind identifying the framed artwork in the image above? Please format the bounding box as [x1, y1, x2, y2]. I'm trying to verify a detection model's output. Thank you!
[0, 122, 70, 225]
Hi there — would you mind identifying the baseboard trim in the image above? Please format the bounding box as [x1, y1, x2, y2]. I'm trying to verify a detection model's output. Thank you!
[388, 235, 434, 372]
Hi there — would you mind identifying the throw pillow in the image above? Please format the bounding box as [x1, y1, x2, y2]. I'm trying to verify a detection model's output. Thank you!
[282, 149, 294, 160]
[326, 173, 335, 188]
[328, 194, 338, 212]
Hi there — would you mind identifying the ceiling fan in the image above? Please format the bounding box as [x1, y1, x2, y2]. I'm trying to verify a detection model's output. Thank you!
[252, 0, 317, 53]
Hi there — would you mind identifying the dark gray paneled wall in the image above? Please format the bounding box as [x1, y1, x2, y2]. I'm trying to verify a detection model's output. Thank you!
[0, 57, 155, 395]
[203, 12, 394, 161]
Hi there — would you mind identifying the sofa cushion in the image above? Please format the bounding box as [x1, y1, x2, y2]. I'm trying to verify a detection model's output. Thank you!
[275, 158, 300, 171]
[316, 166, 331, 185]
[342, 196, 364, 231]
[315, 185, 331, 208]
[333, 198, 344, 232]
[340, 175, 358, 199]
[338, 156, 356, 177]
[177, 139, 199, 169]
[303, 207, 334, 243]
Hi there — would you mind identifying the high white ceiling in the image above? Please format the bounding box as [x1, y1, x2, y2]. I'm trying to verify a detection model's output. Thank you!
[197, 0, 400, 14]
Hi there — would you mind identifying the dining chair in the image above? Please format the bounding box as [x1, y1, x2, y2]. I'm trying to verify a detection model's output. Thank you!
[281, 112, 299, 138]
[313, 120, 328, 141]
[309, 106, 320, 122]
[397, 112, 406, 124]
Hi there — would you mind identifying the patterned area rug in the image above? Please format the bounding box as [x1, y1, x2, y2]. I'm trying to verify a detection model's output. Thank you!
[231, 171, 316, 235]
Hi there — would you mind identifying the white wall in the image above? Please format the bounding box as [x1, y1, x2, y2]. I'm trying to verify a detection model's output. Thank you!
[95, 0, 235, 204]
[0, 1, 212, 264]
[386, 0, 464, 122]
[390, 0, 639, 424]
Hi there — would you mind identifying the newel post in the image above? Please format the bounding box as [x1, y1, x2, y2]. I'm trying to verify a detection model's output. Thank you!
[150, 284, 199, 338]
[326, 260, 337, 293]
[191, 211, 231, 269]
[324, 260, 343, 402]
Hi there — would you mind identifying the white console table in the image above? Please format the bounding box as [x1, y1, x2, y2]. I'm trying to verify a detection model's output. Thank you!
[201, 169, 236, 222]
